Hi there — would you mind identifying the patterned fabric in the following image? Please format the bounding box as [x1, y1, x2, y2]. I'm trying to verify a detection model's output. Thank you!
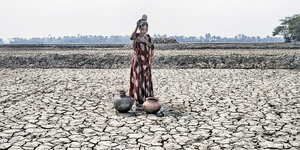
[129, 33, 154, 104]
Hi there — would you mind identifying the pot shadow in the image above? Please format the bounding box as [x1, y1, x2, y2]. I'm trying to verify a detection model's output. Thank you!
[165, 105, 186, 117]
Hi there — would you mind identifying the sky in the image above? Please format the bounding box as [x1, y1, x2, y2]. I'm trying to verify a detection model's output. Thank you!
[0, 0, 299, 41]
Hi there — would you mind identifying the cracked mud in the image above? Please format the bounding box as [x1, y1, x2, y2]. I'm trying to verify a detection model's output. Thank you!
[0, 68, 299, 149]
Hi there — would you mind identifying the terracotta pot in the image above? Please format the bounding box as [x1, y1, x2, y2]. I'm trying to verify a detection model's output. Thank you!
[114, 90, 134, 113]
[143, 97, 161, 114]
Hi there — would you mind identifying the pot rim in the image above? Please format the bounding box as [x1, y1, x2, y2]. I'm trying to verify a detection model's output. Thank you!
[146, 97, 158, 101]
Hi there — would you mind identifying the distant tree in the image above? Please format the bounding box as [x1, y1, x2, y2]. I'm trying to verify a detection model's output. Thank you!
[205, 33, 211, 39]
[0, 38, 3, 44]
[273, 14, 300, 43]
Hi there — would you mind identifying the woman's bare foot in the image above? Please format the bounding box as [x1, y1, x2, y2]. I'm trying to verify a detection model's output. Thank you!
[136, 103, 144, 111]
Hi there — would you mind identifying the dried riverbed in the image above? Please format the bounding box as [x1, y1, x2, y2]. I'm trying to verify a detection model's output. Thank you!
[0, 68, 299, 149]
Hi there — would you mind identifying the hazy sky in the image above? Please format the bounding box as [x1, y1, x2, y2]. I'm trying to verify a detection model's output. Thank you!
[0, 0, 299, 40]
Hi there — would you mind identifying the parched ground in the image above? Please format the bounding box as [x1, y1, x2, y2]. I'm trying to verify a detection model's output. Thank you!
[0, 68, 299, 150]
[1, 48, 300, 69]
[1, 48, 300, 56]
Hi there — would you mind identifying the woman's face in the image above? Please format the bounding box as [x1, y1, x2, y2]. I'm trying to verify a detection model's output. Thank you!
[140, 25, 148, 36]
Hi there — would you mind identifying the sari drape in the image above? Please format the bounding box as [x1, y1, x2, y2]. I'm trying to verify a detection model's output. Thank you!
[129, 33, 154, 104]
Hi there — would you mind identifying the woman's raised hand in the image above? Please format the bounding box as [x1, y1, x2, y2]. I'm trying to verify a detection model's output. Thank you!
[136, 19, 142, 28]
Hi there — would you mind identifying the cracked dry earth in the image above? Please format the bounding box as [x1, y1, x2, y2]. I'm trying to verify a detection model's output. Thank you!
[0, 68, 299, 150]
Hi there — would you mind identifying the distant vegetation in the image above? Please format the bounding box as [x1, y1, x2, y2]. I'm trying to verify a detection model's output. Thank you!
[152, 37, 179, 44]
[0, 39, 3, 44]
[164, 34, 283, 43]
[273, 14, 300, 43]
[8, 35, 132, 44]
[1, 33, 283, 44]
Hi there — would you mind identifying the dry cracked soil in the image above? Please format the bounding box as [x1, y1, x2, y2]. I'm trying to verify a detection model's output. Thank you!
[0, 68, 299, 150]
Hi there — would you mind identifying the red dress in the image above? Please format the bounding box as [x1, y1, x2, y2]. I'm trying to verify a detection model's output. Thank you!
[129, 33, 155, 104]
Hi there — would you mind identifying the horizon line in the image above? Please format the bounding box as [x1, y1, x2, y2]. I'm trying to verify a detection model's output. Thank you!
[1, 33, 283, 40]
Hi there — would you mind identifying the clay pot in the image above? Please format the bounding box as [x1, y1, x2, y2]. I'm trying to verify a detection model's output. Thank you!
[114, 90, 134, 113]
[143, 97, 161, 114]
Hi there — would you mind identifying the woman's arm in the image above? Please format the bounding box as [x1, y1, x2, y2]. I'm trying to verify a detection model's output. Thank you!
[136, 36, 153, 48]
[130, 19, 142, 40]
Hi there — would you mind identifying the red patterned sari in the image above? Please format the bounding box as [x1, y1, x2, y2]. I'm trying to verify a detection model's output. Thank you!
[129, 33, 154, 104]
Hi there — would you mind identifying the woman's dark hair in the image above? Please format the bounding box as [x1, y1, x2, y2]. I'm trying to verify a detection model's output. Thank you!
[139, 21, 148, 30]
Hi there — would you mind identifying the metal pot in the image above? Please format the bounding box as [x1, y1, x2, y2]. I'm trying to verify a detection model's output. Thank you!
[114, 90, 134, 113]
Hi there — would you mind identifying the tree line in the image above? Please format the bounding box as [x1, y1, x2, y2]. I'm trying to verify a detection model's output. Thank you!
[1, 14, 299, 44]
[1, 34, 283, 44]
[165, 34, 283, 43]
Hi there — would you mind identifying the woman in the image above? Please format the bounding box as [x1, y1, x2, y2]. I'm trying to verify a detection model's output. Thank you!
[129, 19, 155, 111]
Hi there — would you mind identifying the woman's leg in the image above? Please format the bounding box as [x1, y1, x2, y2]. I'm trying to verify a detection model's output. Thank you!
[145, 68, 154, 97]
[134, 64, 143, 104]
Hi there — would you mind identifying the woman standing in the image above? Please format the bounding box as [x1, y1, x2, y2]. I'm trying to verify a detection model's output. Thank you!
[129, 18, 155, 111]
